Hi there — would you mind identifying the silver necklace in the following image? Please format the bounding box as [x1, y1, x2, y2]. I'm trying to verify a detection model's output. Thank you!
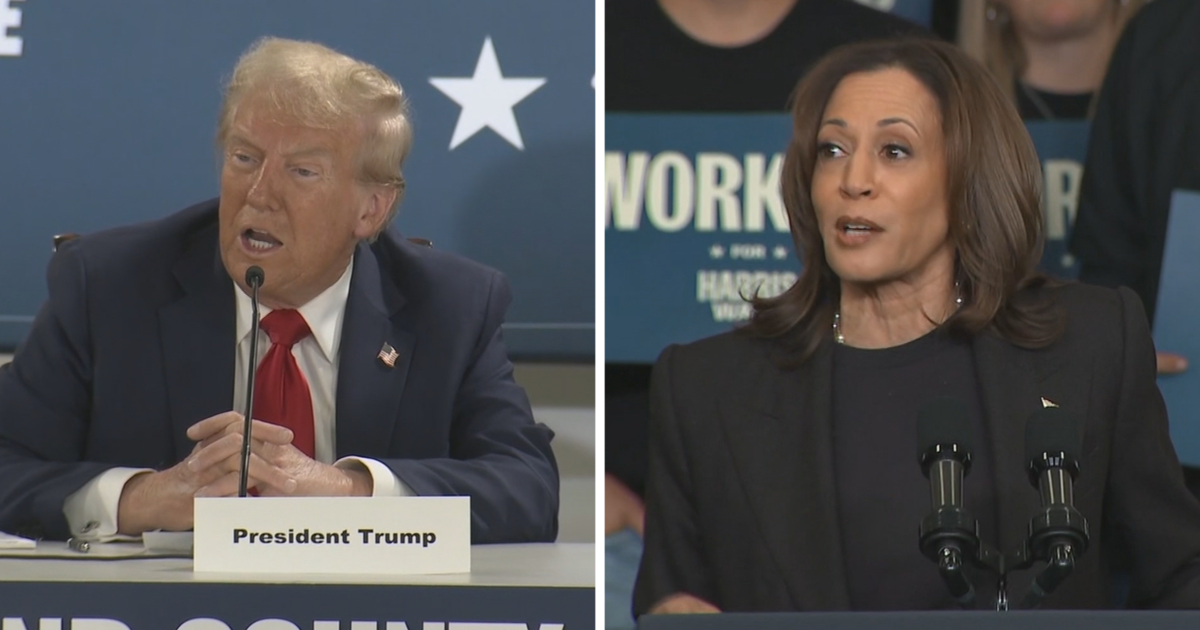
[833, 286, 964, 345]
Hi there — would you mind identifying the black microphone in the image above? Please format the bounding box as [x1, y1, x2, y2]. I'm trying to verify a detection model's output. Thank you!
[237, 266, 265, 498]
[1020, 406, 1089, 608]
[917, 396, 981, 607]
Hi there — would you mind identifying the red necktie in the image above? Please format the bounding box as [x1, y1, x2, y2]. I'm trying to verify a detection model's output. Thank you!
[253, 309, 316, 458]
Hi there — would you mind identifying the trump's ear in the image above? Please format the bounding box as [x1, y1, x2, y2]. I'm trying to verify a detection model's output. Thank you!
[354, 185, 398, 240]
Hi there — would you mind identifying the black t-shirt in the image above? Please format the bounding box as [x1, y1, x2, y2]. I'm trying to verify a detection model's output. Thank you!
[832, 328, 998, 610]
[606, 369, 652, 497]
[1015, 82, 1093, 120]
[606, 0, 929, 113]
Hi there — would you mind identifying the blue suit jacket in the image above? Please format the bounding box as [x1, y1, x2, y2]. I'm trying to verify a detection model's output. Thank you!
[0, 199, 559, 543]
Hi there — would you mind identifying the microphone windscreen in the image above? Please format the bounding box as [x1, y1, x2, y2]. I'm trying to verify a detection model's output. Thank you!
[1024, 406, 1081, 464]
[917, 396, 975, 459]
[245, 265, 265, 288]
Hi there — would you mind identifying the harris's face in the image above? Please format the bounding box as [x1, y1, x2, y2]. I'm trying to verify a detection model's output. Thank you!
[811, 68, 953, 287]
[218, 96, 389, 309]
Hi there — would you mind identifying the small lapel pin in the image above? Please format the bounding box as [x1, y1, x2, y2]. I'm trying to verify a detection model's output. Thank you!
[1041, 397, 1059, 409]
[377, 342, 400, 368]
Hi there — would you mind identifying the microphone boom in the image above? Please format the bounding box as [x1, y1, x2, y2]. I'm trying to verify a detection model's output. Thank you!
[237, 266, 265, 498]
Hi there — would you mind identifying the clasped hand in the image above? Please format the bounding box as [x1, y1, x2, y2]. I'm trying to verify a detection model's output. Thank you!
[117, 411, 370, 535]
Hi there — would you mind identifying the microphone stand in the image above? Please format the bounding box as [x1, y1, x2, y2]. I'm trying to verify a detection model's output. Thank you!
[922, 500, 1087, 610]
[953, 457, 1090, 611]
[1021, 541, 1080, 609]
[917, 438, 1006, 609]
[917, 405, 1088, 610]
[237, 267, 264, 498]
[919, 506, 980, 607]
[919, 505, 1006, 609]
[1013, 454, 1090, 609]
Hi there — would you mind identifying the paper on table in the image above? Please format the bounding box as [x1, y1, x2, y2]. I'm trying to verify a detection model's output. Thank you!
[1152, 188, 1200, 467]
[0, 538, 192, 560]
[0, 531, 36, 549]
[0, 540, 150, 559]
[142, 531, 193, 554]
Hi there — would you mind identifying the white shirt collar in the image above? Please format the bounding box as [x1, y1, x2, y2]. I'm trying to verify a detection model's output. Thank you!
[234, 261, 354, 362]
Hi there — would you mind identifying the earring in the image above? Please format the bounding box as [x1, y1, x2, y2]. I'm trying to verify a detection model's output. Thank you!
[986, 3, 1009, 23]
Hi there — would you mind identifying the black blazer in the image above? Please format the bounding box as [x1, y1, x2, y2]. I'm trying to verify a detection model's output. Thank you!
[634, 283, 1200, 613]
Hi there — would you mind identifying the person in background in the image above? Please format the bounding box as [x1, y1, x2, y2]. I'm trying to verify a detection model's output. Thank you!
[607, 0, 927, 113]
[636, 37, 1200, 615]
[1070, 0, 1197, 378]
[958, 0, 1145, 120]
[1069, 0, 1200, 497]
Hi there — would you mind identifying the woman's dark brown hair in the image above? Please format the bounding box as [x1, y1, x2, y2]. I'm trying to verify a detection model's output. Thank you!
[746, 37, 1063, 362]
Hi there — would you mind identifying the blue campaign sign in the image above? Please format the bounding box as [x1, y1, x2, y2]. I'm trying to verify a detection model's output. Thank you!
[607, 114, 1092, 363]
[1151, 189, 1200, 467]
[0, 0, 594, 360]
[606, 114, 797, 363]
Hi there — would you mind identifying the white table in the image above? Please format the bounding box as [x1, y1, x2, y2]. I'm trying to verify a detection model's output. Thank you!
[0, 543, 594, 629]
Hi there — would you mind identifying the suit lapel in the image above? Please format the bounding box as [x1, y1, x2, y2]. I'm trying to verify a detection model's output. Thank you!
[973, 329, 1093, 593]
[972, 332, 1049, 585]
[158, 233, 236, 461]
[719, 339, 851, 610]
[334, 242, 413, 458]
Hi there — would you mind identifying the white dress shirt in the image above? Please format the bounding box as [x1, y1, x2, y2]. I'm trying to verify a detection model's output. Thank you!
[63, 262, 410, 540]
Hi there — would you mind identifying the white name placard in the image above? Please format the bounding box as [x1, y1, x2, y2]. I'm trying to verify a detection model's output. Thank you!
[193, 496, 470, 575]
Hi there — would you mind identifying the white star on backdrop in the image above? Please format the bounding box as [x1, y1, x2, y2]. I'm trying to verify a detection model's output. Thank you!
[429, 37, 546, 150]
[710, 244, 726, 259]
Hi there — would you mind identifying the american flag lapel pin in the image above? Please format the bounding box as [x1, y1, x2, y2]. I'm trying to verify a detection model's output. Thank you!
[378, 342, 400, 369]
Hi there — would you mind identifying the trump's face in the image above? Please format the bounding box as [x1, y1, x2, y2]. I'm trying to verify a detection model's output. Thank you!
[218, 96, 391, 309]
[811, 68, 953, 289]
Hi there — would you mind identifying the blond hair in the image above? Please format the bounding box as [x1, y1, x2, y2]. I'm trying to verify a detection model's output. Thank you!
[217, 37, 412, 228]
[958, 0, 1145, 117]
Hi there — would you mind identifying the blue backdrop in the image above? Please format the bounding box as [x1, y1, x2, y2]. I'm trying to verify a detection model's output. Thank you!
[0, 0, 594, 360]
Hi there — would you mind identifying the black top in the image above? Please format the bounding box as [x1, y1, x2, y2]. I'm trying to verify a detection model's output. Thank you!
[606, 0, 928, 112]
[635, 283, 1200, 613]
[1070, 0, 1200, 324]
[832, 329, 997, 609]
[607, 381, 652, 497]
[1015, 82, 1093, 120]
